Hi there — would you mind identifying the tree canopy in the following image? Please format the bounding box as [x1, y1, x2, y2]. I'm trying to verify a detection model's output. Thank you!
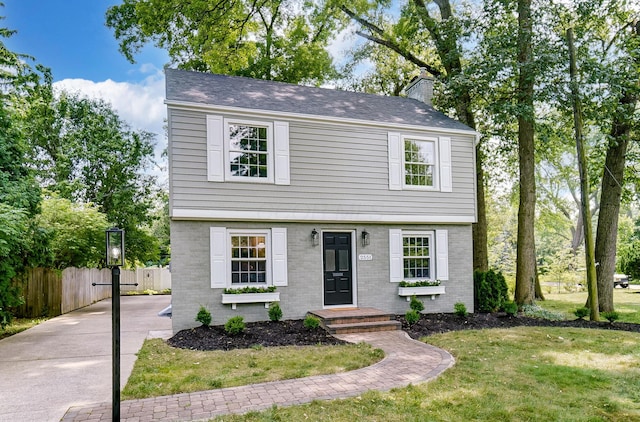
[16, 71, 161, 265]
[106, 0, 341, 85]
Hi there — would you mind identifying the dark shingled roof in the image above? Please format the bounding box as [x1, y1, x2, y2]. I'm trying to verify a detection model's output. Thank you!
[165, 68, 473, 132]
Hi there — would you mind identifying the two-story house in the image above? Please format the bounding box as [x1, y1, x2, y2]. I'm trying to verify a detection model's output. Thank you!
[165, 68, 478, 331]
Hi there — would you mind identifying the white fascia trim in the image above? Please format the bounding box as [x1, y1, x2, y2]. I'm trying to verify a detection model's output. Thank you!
[165, 100, 479, 139]
[171, 208, 476, 224]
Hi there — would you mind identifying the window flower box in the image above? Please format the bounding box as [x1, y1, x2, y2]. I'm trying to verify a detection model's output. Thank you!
[398, 281, 445, 301]
[221, 291, 280, 310]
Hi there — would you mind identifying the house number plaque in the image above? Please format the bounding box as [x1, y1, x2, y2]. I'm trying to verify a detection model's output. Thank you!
[358, 254, 373, 261]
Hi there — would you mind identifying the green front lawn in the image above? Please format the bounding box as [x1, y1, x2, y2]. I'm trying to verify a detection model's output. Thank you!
[217, 327, 640, 421]
[541, 290, 640, 324]
[123, 291, 640, 421]
[123, 340, 384, 400]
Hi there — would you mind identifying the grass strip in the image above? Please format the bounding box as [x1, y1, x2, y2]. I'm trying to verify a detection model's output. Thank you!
[123, 340, 384, 400]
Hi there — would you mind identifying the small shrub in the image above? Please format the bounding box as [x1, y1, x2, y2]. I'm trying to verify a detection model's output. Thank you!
[268, 302, 283, 322]
[573, 307, 589, 320]
[602, 311, 619, 323]
[454, 302, 468, 317]
[195, 306, 212, 326]
[409, 295, 424, 312]
[224, 316, 246, 335]
[503, 301, 518, 316]
[303, 315, 321, 329]
[405, 309, 420, 326]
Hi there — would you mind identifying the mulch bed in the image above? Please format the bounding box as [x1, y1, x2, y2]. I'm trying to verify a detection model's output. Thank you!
[168, 319, 348, 351]
[168, 313, 640, 351]
[401, 312, 640, 339]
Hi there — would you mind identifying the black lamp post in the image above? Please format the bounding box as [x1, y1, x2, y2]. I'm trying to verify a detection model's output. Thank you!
[106, 227, 124, 421]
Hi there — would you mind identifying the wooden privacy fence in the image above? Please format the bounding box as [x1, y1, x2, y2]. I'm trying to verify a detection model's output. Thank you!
[13, 267, 171, 318]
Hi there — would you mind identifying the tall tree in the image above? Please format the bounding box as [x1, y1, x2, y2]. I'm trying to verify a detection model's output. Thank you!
[567, 27, 598, 320]
[593, 18, 639, 312]
[105, 0, 340, 85]
[0, 16, 42, 327]
[339, 0, 489, 272]
[17, 74, 160, 265]
[512, 0, 536, 305]
[557, 0, 640, 311]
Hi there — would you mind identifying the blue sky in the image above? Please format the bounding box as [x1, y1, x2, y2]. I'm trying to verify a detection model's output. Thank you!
[2, 0, 168, 144]
[1, 0, 357, 142]
[3, 0, 167, 83]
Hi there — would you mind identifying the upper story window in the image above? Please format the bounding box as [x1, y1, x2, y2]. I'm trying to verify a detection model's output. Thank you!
[228, 123, 271, 180]
[388, 132, 452, 192]
[206, 115, 290, 185]
[404, 139, 436, 188]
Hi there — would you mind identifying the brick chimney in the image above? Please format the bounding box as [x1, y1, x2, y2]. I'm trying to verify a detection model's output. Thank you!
[405, 67, 434, 107]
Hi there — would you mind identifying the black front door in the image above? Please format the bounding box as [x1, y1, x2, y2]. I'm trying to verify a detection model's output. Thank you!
[323, 232, 353, 306]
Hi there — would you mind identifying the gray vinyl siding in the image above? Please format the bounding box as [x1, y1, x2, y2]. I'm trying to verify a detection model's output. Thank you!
[170, 221, 474, 332]
[168, 108, 477, 220]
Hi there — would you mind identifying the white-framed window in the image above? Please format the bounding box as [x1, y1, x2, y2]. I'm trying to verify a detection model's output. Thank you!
[226, 121, 273, 182]
[404, 137, 437, 188]
[207, 115, 290, 185]
[402, 232, 434, 279]
[210, 227, 288, 288]
[389, 229, 449, 283]
[230, 232, 269, 285]
[388, 132, 452, 192]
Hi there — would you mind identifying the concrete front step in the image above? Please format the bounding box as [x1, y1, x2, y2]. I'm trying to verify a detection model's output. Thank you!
[326, 320, 402, 335]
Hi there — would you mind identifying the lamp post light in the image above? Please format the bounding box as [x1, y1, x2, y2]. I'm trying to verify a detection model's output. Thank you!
[106, 227, 124, 421]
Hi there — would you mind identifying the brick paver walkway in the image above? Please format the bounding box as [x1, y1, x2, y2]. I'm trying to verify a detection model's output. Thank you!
[61, 330, 454, 422]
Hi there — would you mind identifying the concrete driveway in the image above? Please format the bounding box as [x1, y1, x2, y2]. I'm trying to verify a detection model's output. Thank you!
[0, 295, 172, 422]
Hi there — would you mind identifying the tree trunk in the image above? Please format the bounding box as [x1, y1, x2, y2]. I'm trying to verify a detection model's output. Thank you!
[567, 27, 599, 321]
[473, 143, 489, 272]
[594, 100, 632, 312]
[535, 269, 545, 300]
[594, 22, 639, 313]
[514, 0, 536, 306]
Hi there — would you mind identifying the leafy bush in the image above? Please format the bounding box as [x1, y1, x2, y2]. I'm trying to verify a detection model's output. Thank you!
[409, 295, 424, 312]
[303, 315, 320, 329]
[405, 309, 420, 326]
[602, 311, 619, 323]
[224, 316, 246, 335]
[573, 307, 589, 320]
[503, 301, 518, 316]
[454, 302, 468, 317]
[268, 302, 283, 322]
[474, 269, 509, 313]
[195, 306, 211, 326]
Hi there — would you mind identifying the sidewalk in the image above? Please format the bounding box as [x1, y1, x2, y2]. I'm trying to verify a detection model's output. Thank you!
[62, 330, 454, 422]
[0, 295, 171, 422]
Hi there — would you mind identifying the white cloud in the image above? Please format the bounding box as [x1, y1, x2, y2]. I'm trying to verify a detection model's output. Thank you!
[53, 66, 166, 139]
[53, 65, 168, 185]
